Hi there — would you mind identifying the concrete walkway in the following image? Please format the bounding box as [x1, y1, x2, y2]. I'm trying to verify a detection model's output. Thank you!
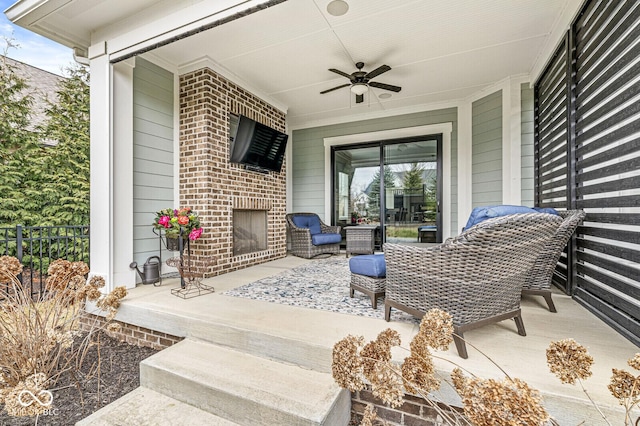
[84, 253, 637, 425]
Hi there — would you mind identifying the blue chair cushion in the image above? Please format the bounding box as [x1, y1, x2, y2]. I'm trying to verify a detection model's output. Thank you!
[418, 225, 437, 232]
[464, 205, 541, 230]
[292, 215, 322, 235]
[312, 233, 341, 246]
[349, 254, 386, 278]
[533, 207, 560, 215]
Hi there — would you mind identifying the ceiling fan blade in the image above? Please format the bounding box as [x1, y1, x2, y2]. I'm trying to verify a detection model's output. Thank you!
[369, 81, 402, 92]
[356, 94, 364, 103]
[365, 64, 391, 79]
[320, 83, 351, 94]
[329, 68, 353, 79]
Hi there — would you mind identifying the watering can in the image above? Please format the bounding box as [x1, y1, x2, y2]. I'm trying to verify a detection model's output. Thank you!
[129, 256, 161, 285]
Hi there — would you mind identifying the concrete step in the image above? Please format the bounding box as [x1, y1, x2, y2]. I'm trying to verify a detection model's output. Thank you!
[76, 387, 240, 426]
[140, 339, 350, 426]
[116, 301, 334, 373]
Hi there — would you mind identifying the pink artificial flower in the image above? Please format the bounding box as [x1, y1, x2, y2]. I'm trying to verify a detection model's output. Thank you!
[177, 215, 190, 226]
[189, 227, 203, 241]
[158, 216, 171, 228]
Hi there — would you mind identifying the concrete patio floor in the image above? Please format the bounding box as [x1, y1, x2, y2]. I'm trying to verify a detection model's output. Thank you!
[116, 252, 638, 425]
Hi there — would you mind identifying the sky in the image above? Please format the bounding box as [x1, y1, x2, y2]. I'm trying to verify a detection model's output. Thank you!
[1, 0, 75, 76]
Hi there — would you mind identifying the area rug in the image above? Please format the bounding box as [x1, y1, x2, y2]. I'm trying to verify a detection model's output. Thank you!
[222, 257, 419, 324]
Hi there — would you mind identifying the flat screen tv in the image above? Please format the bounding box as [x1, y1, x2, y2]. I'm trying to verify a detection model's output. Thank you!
[229, 114, 288, 173]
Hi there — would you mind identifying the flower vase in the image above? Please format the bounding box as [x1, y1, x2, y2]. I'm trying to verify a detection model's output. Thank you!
[165, 236, 181, 251]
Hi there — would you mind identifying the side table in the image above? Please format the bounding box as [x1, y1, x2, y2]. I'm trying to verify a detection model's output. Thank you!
[345, 225, 379, 257]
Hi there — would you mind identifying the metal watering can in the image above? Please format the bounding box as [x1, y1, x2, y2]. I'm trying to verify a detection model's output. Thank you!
[129, 256, 161, 285]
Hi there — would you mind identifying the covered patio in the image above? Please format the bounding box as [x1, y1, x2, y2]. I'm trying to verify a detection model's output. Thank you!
[81, 254, 637, 425]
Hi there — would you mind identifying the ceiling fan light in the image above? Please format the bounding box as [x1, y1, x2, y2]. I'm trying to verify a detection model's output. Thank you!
[327, 0, 349, 16]
[350, 83, 368, 95]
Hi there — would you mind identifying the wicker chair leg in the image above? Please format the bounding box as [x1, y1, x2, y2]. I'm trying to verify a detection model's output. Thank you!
[370, 295, 377, 310]
[514, 315, 527, 336]
[453, 331, 468, 359]
[384, 304, 392, 321]
[349, 287, 354, 298]
[543, 292, 557, 313]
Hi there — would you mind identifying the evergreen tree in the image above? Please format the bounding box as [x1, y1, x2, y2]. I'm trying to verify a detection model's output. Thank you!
[0, 45, 44, 226]
[368, 166, 396, 211]
[39, 66, 90, 225]
[403, 163, 425, 192]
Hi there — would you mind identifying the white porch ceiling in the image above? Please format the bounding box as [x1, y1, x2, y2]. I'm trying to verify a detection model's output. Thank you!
[6, 0, 583, 128]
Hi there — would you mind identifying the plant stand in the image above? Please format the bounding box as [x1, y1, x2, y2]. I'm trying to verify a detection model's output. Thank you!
[166, 254, 216, 299]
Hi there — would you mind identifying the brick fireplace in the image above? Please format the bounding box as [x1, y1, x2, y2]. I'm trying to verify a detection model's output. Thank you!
[179, 67, 287, 276]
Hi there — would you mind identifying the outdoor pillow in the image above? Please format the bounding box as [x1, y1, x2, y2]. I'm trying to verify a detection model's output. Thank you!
[311, 233, 341, 246]
[533, 207, 560, 215]
[349, 254, 386, 278]
[292, 215, 322, 235]
[464, 205, 539, 230]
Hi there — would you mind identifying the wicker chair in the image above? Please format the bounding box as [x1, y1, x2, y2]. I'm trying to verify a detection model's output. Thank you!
[522, 209, 585, 312]
[384, 213, 563, 359]
[285, 213, 342, 259]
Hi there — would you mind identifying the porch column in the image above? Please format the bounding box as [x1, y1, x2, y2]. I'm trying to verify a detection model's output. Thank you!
[112, 59, 136, 288]
[502, 77, 523, 205]
[88, 44, 114, 291]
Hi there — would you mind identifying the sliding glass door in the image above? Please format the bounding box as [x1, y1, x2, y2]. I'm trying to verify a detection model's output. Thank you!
[332, 135, 442, 247]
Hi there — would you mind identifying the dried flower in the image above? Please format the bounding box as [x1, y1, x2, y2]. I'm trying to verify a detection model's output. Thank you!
[609, 368, 640, 402]
[89, 275, 106, 288]
[452, 369, 549, 425]
[106, 322, 122, 333]
[332, 335, 365, 392]
[401, 354, 440, 394]
[627, 354, 640, 371]
[546, 339, 593, 384]
[0, 256, 23, 281]
[361, 329, 399, 380]
[370, 361, 404, 408]
[418, 309, 454, 351]
[360, 404, 378, 426]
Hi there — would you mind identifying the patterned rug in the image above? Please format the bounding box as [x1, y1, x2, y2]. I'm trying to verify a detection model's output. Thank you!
[222, 257, 418, 324]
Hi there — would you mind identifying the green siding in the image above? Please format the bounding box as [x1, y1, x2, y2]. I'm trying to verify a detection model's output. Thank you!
[133, 58, 174, 263]
[472, 91, 502, 207]
[292, 108, 458, 232]
[520, 83, 534, 206]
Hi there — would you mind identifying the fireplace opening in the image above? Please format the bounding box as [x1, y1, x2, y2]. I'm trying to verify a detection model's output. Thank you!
[233, 209, 268, 256]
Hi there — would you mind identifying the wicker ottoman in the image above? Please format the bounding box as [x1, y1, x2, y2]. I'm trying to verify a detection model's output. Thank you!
[348, 254, 386, 309]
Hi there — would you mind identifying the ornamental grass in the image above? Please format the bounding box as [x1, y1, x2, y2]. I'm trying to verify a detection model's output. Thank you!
[0, 256, 127, 417]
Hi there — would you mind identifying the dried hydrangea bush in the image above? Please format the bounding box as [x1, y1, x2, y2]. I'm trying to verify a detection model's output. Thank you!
[333, 308, 550, 426]
[0, 256, 127, 417]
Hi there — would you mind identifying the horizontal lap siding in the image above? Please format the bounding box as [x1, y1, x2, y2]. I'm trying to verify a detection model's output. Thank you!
[133, 58, 174, 264]
[472, 91, 502, 207]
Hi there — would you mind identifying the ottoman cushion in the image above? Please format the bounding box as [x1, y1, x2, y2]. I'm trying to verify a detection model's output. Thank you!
[349, 254, 386, 278]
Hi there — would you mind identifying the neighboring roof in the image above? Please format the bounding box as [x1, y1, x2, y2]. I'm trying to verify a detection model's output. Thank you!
[1, 55, 65, 137]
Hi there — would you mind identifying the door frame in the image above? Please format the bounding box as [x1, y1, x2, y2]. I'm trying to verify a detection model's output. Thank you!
[323, 123, 453, 239]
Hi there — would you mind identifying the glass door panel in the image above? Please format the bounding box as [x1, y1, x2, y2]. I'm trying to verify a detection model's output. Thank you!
[383, 139, 439, 244]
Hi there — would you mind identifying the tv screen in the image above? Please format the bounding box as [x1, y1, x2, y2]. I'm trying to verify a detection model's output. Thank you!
[229, 114, 288, 172]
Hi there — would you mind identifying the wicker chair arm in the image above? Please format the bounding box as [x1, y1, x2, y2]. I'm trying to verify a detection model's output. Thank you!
[321, 224, 341, 234]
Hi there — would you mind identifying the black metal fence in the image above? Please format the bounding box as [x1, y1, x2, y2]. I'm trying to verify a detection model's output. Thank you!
[0, 225, 90, 298]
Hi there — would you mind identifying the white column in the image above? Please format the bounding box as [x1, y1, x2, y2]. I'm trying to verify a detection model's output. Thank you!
[502, 78, 523, 205]
[457, 101, 473, 231]
[112, 58, 136, 288]
[89, 45, 114, 290]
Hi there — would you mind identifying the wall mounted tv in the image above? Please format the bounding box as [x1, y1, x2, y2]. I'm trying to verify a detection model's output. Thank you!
[229, 113, 288, 173]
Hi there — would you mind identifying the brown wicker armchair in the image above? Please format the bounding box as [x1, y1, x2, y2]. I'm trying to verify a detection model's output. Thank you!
[285, 213, 342, 259]
[522, 209, 585, 312]
[384, 213, 563, 358]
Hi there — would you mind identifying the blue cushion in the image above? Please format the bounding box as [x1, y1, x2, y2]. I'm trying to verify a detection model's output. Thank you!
[418, 225, 437, 232]
[292, 215, 322, 235]
[464, 205, 539, 230]
[312, 233, 341, 246]
[349, 254, 386, 278]
[533, 207, 560, 215]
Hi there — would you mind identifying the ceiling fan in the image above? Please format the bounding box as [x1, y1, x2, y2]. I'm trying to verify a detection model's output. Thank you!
[320, 62, 402, 103]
